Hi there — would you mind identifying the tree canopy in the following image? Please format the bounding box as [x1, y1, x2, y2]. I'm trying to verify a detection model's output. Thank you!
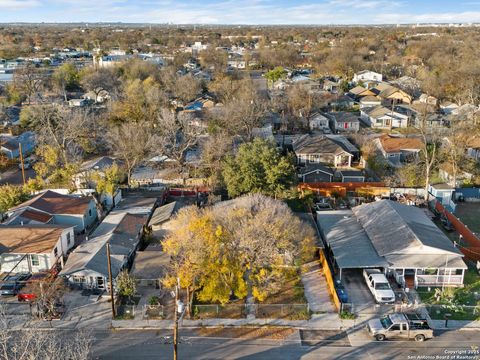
[222, 138, 295, 198]
[163, 194, 316, 309]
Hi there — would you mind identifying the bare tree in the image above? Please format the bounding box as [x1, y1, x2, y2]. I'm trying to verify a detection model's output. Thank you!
[417, 107, 439, 200]
[33, 106, 94, 165]
[80, 67, 120, 103]
[107, 121, 157, 186]
[0, 305, 92, 360]
[156, 108, 198, 166]
[172, 74, 202, 104]
[14, 63, 45, 104]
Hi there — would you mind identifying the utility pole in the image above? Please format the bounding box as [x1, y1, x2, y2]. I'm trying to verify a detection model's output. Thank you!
[106, 242, 116, 318]
[173, 278, 179, 360]
[18, 143, 26, 187]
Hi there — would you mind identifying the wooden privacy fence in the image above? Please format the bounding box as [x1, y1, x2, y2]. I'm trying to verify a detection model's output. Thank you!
[434, 200, 480, 261]
[319, 249, 340, 311]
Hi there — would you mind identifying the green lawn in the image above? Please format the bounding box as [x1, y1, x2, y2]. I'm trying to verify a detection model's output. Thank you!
[455, 203, 480, 234]
[417, 267, 480, 320]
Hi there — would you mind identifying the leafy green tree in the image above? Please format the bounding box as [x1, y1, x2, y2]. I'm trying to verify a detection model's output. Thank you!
[264, 66, 287, 86]
[52, 63, 79, 101]
[0, 185, 30, 213]
[222, 138, 295, 198]
[93, 164, 125, 196]
[116, 270, 137, 303]
[163, 194, 316, 307]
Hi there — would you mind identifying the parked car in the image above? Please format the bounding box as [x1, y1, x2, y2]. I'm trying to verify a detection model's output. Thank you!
[314, 202, 333, 211]
[363, 269, 395, 304]
[366, 313, 433, 342]
[17, 272, 50, 302]
[0, 273, 31, 296]
[335, 280, 348, 303]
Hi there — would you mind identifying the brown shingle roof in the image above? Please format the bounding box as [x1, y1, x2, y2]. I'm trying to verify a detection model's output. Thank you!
[20, 209, 53, 223]
[10, 190, 92, 215]
[379, 135, 423, 153]
[0, 225, 68, 254]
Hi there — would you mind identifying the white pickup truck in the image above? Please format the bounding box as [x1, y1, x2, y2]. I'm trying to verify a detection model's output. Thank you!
[363, 269, 395, 304]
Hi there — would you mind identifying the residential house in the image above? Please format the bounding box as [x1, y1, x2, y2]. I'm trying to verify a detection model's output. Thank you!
[466, 137, 480, 162]
[297, 164, 334, 183]
[0, 131, 35, 159]
[59, 212, 147, 290]
[0, 225, 75, 274]
[6, 190, 98, 234]
[317, 200, 467, 288]
[308, 112, 330, 131]
[330, 95, 355, 110]
[348, 86, 376, 100]
[73, 156, 121, 189]
[68, 98, 88, 107]
[418, 94, 438, 106]
[372, 84, 412, 104]
[292, 134, 357, 167]
[376, 134, 423, 166]
[326, 112, 360, 132]
[323, 78, 342, 93]
[359, 96, 381, 109]
[440, 101, 459, 115]
[439, 163, 473, 188]
[353, 70, 383, 84]
[361, 106, 409, 128]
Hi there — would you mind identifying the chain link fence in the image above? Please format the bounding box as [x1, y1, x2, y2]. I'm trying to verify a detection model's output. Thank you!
[191, 303, 310, 320]
[143, 305, 165, 320]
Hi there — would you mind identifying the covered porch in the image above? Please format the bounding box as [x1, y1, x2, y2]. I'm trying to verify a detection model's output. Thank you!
[386, 254, 467, 289]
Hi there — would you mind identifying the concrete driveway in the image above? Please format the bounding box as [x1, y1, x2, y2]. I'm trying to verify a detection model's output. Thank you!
[341, 269, 375, 312]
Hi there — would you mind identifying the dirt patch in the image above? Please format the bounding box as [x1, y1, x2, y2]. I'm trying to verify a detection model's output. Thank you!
[197, 327, 295, 340]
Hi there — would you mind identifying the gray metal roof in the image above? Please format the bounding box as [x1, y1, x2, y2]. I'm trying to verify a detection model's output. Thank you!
[148, 202, 179, 226]
[384, 254, 467, 269]
[352, 200, 462, 257]
[316, 210, 387, 268]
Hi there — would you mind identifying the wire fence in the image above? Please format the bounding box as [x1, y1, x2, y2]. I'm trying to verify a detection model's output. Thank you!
[192, 303, 310, 320]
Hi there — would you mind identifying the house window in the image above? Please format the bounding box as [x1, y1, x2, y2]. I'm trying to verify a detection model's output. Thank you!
[89, 209, 92, 217]
[54, 247, 58, 257]
[455, 269, 463, 275]
[67, 232, 72, 246]
[73, 275, 86, 283]
[31, 255, 40, 266]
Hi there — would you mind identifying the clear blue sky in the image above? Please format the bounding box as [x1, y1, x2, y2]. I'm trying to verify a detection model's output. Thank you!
[1, 0, 480, 24]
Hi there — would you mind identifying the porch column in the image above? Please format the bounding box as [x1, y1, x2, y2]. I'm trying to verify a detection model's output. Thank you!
[461, 268, 465, 285]
[348, 156, 351, 168]
[339, 268, 343, 281]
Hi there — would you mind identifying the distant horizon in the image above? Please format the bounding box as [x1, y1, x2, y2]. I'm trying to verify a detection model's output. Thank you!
[2, 0, 480, 25]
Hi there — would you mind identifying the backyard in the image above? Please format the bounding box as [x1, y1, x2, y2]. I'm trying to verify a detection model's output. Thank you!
[455, 202, 480, 235]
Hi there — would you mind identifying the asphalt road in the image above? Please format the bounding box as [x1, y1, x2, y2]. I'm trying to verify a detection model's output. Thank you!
[90, 328, 480, 360]
[0, 166, 36, 185]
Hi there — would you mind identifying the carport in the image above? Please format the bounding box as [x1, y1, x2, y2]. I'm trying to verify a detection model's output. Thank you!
[316, 209, 388, 280]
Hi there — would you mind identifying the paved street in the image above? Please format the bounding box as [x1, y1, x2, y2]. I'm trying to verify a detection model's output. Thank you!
[0, 166, 36, 185]
[90, 328, 480, 360]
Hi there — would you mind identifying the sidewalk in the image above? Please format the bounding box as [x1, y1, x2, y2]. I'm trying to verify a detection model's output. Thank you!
[301, 261, 336, 313]
[111, 312, 352, 330]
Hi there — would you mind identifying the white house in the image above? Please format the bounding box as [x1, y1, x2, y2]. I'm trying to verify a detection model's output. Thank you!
[0, 225, 75, 274]
[353, 70, 383, 84]
[308, 112, 330, 131]
[361, 106, 409, 128]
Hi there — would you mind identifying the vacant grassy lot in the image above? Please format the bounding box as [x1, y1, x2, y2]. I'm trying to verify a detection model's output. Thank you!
[455, 202, 480, 234]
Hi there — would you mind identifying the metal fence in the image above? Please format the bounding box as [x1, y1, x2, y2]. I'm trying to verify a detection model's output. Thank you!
[191, 303, 311, 320]
[143, 305, 165, 320]
[424, 304, 480, 321]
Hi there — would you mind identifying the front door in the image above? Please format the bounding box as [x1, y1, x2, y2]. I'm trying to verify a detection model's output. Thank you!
[97, 277, 105, 289]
